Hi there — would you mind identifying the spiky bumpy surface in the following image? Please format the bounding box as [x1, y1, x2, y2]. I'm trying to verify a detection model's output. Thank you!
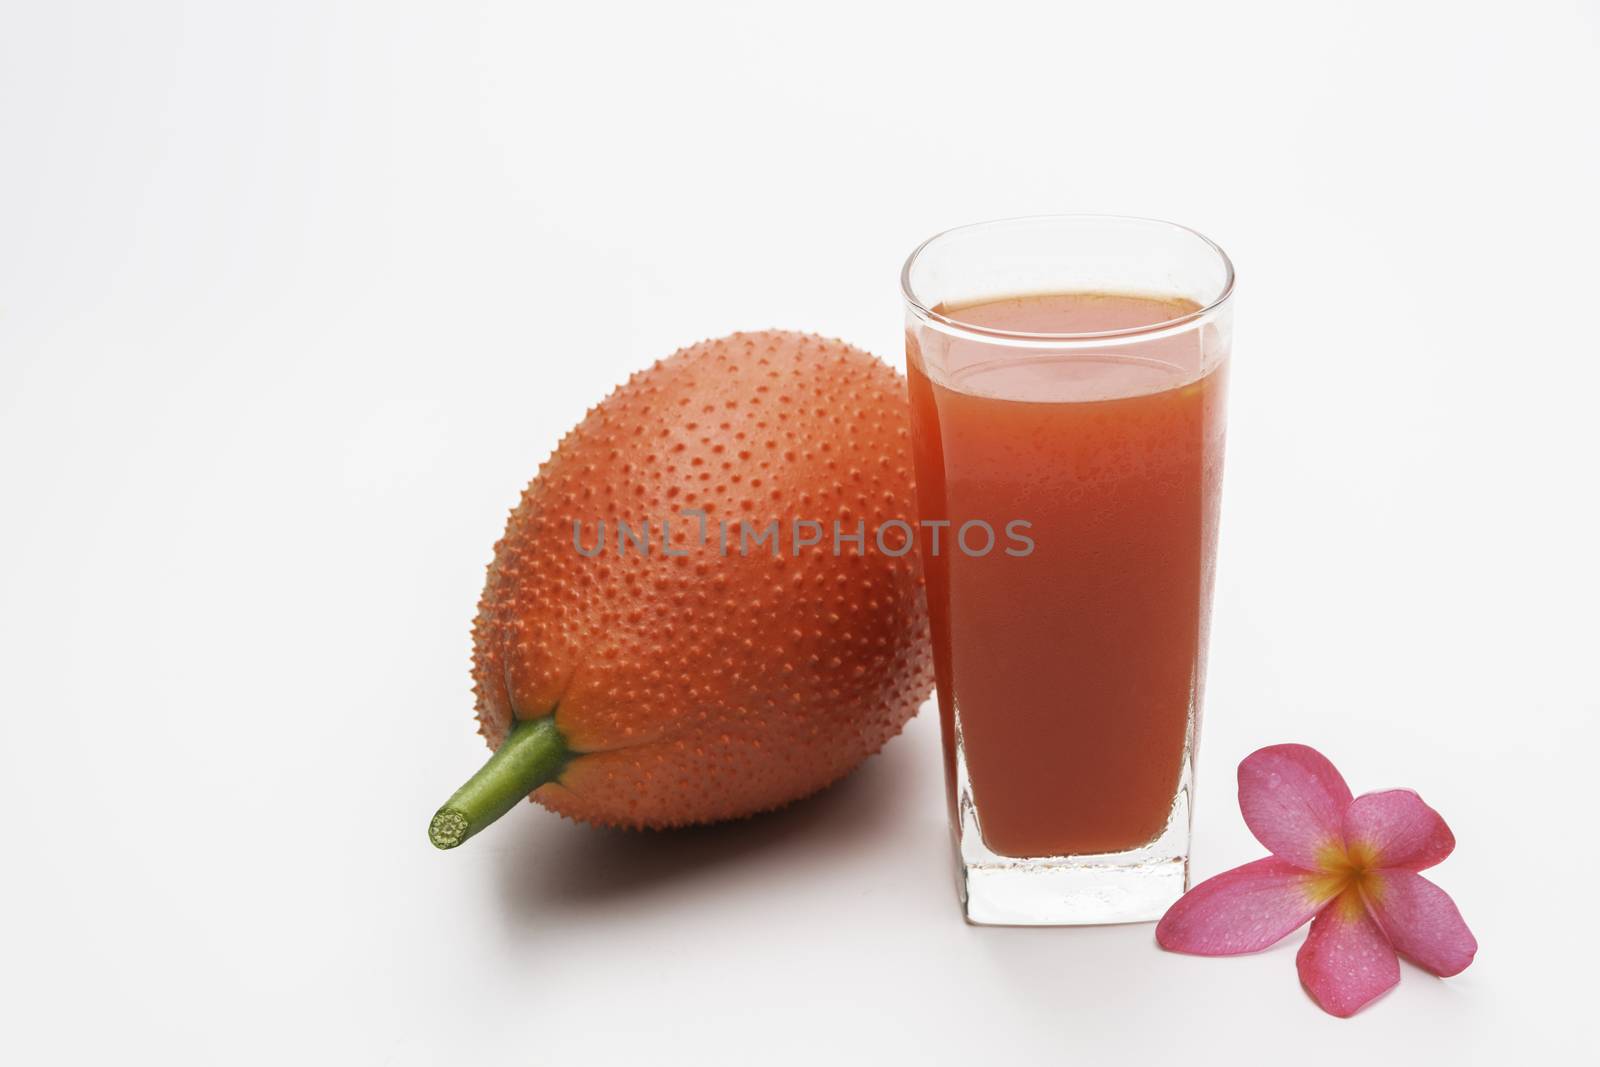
[471, 331, 935, 828]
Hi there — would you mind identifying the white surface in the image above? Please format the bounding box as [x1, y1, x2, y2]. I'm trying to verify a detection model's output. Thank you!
[2, 2, 1597, 1063]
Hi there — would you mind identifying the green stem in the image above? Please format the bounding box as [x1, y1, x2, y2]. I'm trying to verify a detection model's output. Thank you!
[429, 715, 571, 850]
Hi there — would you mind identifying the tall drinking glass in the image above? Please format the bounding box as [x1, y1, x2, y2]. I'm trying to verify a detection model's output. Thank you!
[901, 215, 1234, 925]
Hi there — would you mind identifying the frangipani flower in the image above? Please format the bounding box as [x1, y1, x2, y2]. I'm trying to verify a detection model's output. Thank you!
[1157, 744, 1476, 1017]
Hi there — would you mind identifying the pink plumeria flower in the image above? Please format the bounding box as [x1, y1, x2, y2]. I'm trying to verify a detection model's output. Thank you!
[1157, 744, 1476, 1017]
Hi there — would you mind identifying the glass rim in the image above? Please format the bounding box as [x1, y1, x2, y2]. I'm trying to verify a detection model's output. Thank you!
[900, 213, 1236, 347]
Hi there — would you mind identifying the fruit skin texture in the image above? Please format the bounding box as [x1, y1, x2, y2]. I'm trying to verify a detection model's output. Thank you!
[471, 331, 934, 829]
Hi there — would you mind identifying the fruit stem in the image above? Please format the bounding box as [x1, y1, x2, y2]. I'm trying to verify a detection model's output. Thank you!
[429, 715, 571, 850]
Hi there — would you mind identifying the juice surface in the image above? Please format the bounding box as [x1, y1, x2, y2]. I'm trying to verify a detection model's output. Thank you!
[907, 292, 1226, 858]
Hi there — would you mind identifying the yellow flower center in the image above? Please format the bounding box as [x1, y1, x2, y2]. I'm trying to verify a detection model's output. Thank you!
[1307, 839, 1384, 911]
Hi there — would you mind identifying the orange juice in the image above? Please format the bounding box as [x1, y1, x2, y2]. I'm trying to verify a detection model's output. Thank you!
[907, 292, 1227, 858]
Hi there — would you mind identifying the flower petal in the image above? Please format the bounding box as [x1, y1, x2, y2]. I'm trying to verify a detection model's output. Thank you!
[1343, 789, 1455, 871]
[1296, 888, 1401, 1017]
[1238, 744, 1355, 871]
[1156, 857, 1334, 955]
[1363, 870, 1477, 977]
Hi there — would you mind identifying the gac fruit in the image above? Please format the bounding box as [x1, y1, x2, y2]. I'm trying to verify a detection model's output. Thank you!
[429, 331, 934, 847]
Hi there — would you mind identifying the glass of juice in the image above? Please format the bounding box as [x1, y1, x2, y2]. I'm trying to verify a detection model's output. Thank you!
[901, 215, 1234, 925]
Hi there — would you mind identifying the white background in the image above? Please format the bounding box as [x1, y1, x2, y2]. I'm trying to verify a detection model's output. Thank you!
[3, 1, 1597, 1063]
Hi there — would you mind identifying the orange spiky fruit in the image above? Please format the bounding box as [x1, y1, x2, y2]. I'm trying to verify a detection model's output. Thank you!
[430, 331, 933, 847]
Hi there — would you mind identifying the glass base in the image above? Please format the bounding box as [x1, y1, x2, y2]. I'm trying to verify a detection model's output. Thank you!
[950, 703, 1194, 926]
[958, 855, 1187, 926]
